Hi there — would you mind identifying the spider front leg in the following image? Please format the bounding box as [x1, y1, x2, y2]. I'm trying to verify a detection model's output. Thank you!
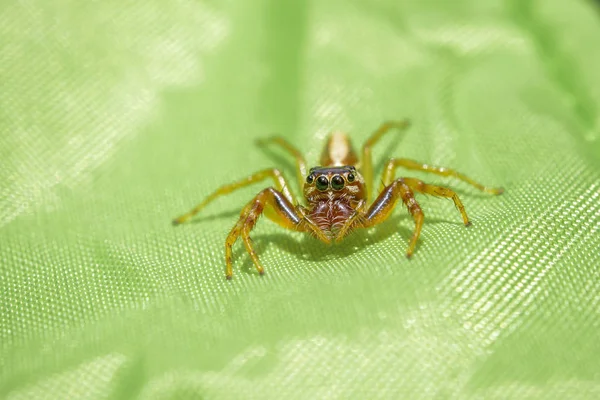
[363, 178, 424, 258]
[224, 188, 328, 279]
[225, 187, 300, 279]
[172, 168, 296, 225]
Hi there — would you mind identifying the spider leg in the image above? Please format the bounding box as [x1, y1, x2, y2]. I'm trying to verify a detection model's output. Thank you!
[255, 136, 308, 191]
[172, 168, 296, 225]
[402, 177, 471, 226]
[363, 178, 424, 258]
[361, 120, 411, 203]
[224, 187, 302, 279]
[381, 158, 504, 195]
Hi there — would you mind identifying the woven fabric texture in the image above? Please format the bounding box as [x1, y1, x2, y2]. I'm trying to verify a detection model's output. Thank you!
[1, 0, 600, 399]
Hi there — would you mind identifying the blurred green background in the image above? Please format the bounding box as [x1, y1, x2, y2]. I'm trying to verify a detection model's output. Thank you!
[1, 0, 600, 399]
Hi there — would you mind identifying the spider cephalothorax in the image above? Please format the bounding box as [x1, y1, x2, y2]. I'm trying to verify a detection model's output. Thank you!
[173, 120, 504, 279]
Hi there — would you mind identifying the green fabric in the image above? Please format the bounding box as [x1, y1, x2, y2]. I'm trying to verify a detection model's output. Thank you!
[1, 0, 600, 398]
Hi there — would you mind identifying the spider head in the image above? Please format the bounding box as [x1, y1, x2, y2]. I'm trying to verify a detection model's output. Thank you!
[303, 165, 366, 203]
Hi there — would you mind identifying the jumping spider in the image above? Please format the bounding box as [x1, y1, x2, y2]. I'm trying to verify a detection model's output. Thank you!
[173, 120, 503, 279]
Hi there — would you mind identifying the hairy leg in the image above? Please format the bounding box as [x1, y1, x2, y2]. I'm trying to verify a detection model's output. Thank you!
[363, 178, 424, 258]
[382, 158, 504, 195]
[402, 177, 471, 226]
[224, 187, 302, 279]
[173, 168, 295, 225]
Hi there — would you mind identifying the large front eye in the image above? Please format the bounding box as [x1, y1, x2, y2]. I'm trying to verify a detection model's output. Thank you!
[316, 176, 329, 191]
[306, 174, 314, 184]
[331, 175, 345, 190]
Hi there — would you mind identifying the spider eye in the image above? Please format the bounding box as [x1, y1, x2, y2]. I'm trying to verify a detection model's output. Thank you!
[347, 173, 355, 182]
[306, 174, 314, 184]
[316, 175, 329, 191]
[331, 175, 345, 190]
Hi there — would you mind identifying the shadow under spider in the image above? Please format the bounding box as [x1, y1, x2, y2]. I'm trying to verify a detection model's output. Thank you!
[183, 198, 478, 277]
[231, 214, 464, 276]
